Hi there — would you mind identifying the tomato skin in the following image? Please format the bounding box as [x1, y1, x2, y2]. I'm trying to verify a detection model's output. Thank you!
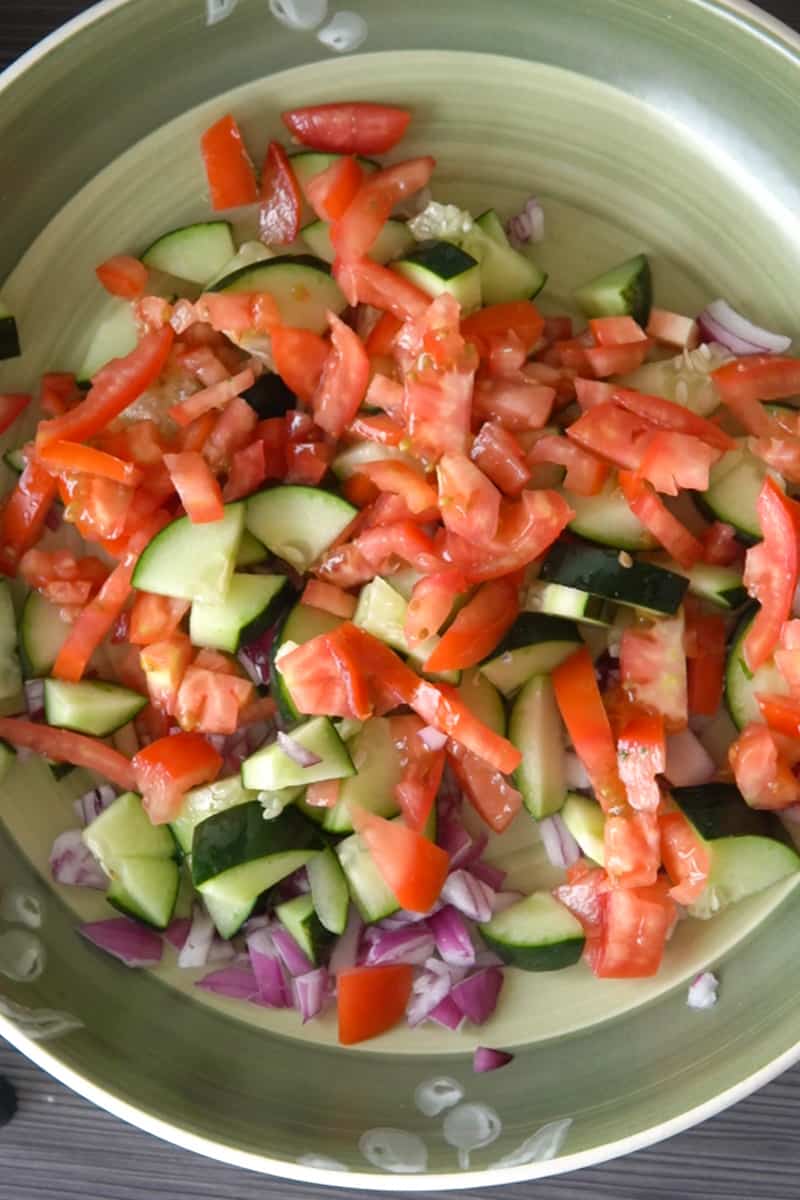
[405, 367, 475, 462]
[0, 392, 30, 435]
[0, 717, 137, 791]
[461, 301, 545, 357]
[335, 256, 429, 320]
[163, 451, 224, 524]
[756, 692, 800, 739]
[589, 316, 647, 346]
[437, 454, 501, 543]
[332, 157, 435, 263]
[133, 732, 223, 824]
[129, 593, 189, 646]
[618, 471, 703, 569]
[552, 863, 607, 941]
[301, 579, 357, 619]
[175, 664, 253, 735]
[404, 570, 468, 647]
[713, 354, 800, 408]
[552, 646, 626, 811]
[271, 326, 329, 404]
[37, 440, 142, 487]
[349, 414, 405, 447]
[282, 102, 412, 156]
[337, 964, 414, 1046]
[659, 808, 710, 904]
[350, 805, 450, 911]
[567, 402, 654, 470]
[646, 308, 699, 349]
[423, 577, 519, 673]
[410, 679, 521, 774]
[611, 385, 735, 452]
[140, 634, 193, 714]
[616, 711, 665, 812]
[306, 154, 364, 222]
[360, 459, 438, 514]
[729, 720, 800, 810]
[200, 114, 258, 211]
[685, 606, 725, 717]
[472, 378, 554, 432]
[95, 254, 148, 300]
[636, 431, 721, 495]
[365, 311, 403, 358]
[620, 612, 688, 730]
[312, 313, 370, 437]
[168, 367, 255, 428]
[527, 434, 609, 496]
[443, 489, 573, 583]
[743, 478, 800, 672]
[590, 878, 676, 979]
[0, 460, 59, 577]
[604, 809, 661, 888]
[204, 395, 259, 473]
[585, 340, 650, 378]
[701, 520, 740, 566]
[389, 714, 446, 830]
[40, 373, 79, 417]
[471, 422, 531, 495]
[258, 141, 301, 245]
[222, 440, 267, 502]
[447, 742, 523, 833]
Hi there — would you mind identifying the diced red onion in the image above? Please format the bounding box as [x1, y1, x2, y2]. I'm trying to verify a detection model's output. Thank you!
[271, 924, 314, 976]
[276, 730, 322, 768]
[364, 924, 435, 967]
[245, 720, 275, 754]
[491, 890, 524, 915]
[237, 626, 277, 687]
[406, 959, 454, 1027]
[450, 967, 504, 1025]
[206, 733, 227, 755]
[665, 728, 716, 787]
[24, 679, 45, 720]
[469, 860, 506, 891]
[564, 751, 591, 790]
[246, 928, 292, 1006]
[44, 504, 63, 532]
[437, 818, 476, 869]
[697, 300, 791, 356]
[196, 965, 260, 1000]
[329, 908, 363, 975]
[473, 947, 504, 969]
[427, 905, 476, 968]
[539, 814, 582, 870]
[441, 870, 495, 923]
[80, 918, 163, 967]
[178, 903, 215, 969]
[164, 917, 192, 951]
[379, 907, 436, 929]
[72, 785, 116, 827]
[687, 970, 719, 1010]
[293, 967, 329, 1023]
[274, 867, 311, 901]
[418, 725, 448, 752]
[428, 994, 465, 1031]
[49, 831, 107, 890]
[507, 196, 545, 247]
[473, 1045, 514, 1073]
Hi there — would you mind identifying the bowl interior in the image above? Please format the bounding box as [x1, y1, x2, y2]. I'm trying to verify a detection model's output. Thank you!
[2, 0, 800, 1187]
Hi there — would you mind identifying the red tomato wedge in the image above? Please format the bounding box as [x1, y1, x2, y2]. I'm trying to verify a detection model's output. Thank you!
[350, 806, 449, 912]
[163, 451, 224, 524]
[610, 385, 735, 452]
[443, 489, 573, 583]
[527, 434, 609, 496]
[461, 301, 545, 356]
[365, 311, 403, 357]
[95, 255, 148, 300]
[552, 646, 626, 811]
[129, 593, 190, 646]
[175, 665, 253, 735]
[133, 732, 223, 825]
[360, 460, 438, 515]
[200, 114, 258, 211]
[436, 454, 501, 543]
[404, 570, 468, 647]
[742, 478, 800, 672]
[282, 102, 412, 156]
[618, 470, 703, 568]
[589, 878, 676, 979]
[222, 440, 267, 502]
[332, 157, 436, 263]
[335, 257, 429, 320]
[685, 606, 725, 717]
[729, 720, 800, 810]
[258, 141, 301, 245]
[140, 634, 193, 715]
[301, 579, 357, 619]
[585, 340, 650, 378]
[0, 717, 138, 791]
[306, 155, 364, 222]
[470, 422, 531, 496]
[337, 964, 414, 1046]
[659, 808, 710, 904]
[603, 809, 660, 888]
[616, 711, 665, 812]
[168, 366, 255, 428]
[40, 374, 79, 417]
[620, 613, 688, 730]
[589, 316, 647, 346]
[0, 459, 59, 577]
[0, 393, 30, 435]
[37, 440, 142, 487]
[389, 714, 446, 831]
[447, 742, 523, 834]
[712, 354, 800, 409]
[36, 327, 174, 447]
[423, 577, 519, 674]
[312, 313, 370, 437]
[636, 431, 721, 495]
[566, 402, 655, 469]
[472, 378, 555, 432]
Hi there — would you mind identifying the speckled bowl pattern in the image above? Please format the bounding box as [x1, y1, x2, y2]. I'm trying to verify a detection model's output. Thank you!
[2, 0, 800, 1187]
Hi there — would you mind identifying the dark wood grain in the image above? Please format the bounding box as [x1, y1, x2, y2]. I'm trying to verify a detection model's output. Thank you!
[2, 2, 800, 1196]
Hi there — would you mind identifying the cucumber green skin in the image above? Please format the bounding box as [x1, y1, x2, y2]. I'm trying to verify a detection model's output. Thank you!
[209, 253, 331, 292]
[191, 801, 324, 887]
[672, 784, 790, 843]
[480, 928, 585, 971]
[47, 761, 76, 781]
[170, 775, 258, 856]
[140, 221, 235, 284]
[574, 253, 652, 327]
[540, 541, 688, 615]
[490, 612, 581, 656]
[43, 679, 147, 738]
[19, 590, 71, 677]
[398, 240, 478, 279]
[688, 835, 800, 919]
[275, 894, 333, 965]
[307, 845, 350, 935]
[481, 613, 581, 695]
[107, 859, 181, 930]
[190, 574, 290, 655]
[0, 313, 20, 361]
[691, 491, 758, 547]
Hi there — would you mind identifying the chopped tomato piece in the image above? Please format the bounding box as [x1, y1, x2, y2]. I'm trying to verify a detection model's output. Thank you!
[685, 606, 725, 717]
[461, 301, 545, 357]
[129, 593, 190, 646]
[95, 254, 148, 300]
[552, 646, 626, 811]
[742, 478, 800, 671]
[774, 619, 800, 697]
[646, 309, 699, 349]
[168, 366, 255, 427]
[337, 963, 414, 1046]
[285, 440, 333, 486]
[611, 385, 735, 452]
[306, 154, 364, 222]
[567, 402, 654, 470]
[350, 805, 449, 911]
[0, 393, 30, 435]
[258, 141, 301, 245]
[713, 355, 800, 415]
[585, 340, 650, 377]
[618, 471, 703, 568]
[729, 720, 800, 810]
[333, 157, 435, 263]
[365, 311, 403, 357]
[357, 459, 435, 515]
[620, 612, 688, 730]
[0, 717, 137, 791]
[574, 378, 613, 409]
[222, 439, 267, 502]
[472, 377, 554, 432]
[282, 102, 411, 156]
[410, 678, 521, 775]
[40, 373, 79, 417]
[437, 453, 501, 543]
[389, 714, 446, 831]
[470, 422, 531, 495]
[447, 742, 523, 834]
[194, 292, 280, 337]
[604, 808, 660, 888]
[204, 395, 259, 472]
[527, 434, 609, 496]
[175, 665, 253, 735]
[701, 520, 740, 566]
[36, 327, 174, 447]
[660, 808, 710, 904]
[590, 877, 676, 978]
[349, 413, 405, 446]
[589, 316, 647, 346]
[37, 440, 142, 487]
[163, 452, 224, 524]
[271, 326, 329, 404]
[334, 257, 429, 320]
[258, 416, 288, 479]
[354, 519, 442, 576]
[404, 570, 469, 648]
[200, 113, 258, 211]
[443, 489, 573, 582]
[301, 579, 357, 619]
[616, 711, 665, 812]
[133, 732, 222, 824]
[140, 634, 193, 714]
[636, 432, 721, 495]
[312, 313, 370, 437]
[423, 577, 519, 674]
[552, 862, 607, 942]
[0, 460, 59, 578]
[405, 365, 475, 461]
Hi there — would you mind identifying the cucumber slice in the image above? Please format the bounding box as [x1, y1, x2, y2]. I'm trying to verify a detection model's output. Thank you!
[680, 561, 747, 611]
[191, 800, 323, 887]
[241, 716, 355, 791]
[688, 834, 800, 919]
[474, 209, 509, 246]
[302, 218, 414, 266]
[456, 667, 506, 736]
[270, 600, 343, 725]
[107, 857, 181, 930]
[307, 845, 350, 935]
[19, 591, 71, 678]
[3, 446, 25, 474]
[204, 241, 274, 289]
[353, 576, 450, 677]
[132, 503, 244, 602]
[574, 253, 652, 326]
[335, 829, 399, 923]
[619, 342, 729, 419]
[725, 609, 788, 730]
[211, 255, 346, 335]
[189, 573, 289, 653]
[0, 739, 15, 783]
[43, 679, 146, 737]
[235, 530, 269, 568]
[170, 774, 260, 856]
[672, 783, 790, 843]
[141, 221, 236, 285]
[393, 240, 482, 313]
[561, 793, 605, 864]
[275, 893, 333, 965]
[290, 151, 379, 197]
[698, 443, 779, 543]
[479, 892, 585, 971]
[565, 477, 657, 552]
[509, 675, 566, 819]
[202, 849, 318, 938]
[0, 300, 20, 361]
[239, 372, 295, 420]
[245, 485, 356, 573]
[460, 222, 546, 304]
[331, 441, 415, 481]
[84, 792, 179, 930]
[525, 580, 618, 628]
[539, 541, 688, 617]
[0, 581, 22, 703]
[480, 613, 581, 697]
[77, 301, 138, 383]
[300, 717, 403, 834]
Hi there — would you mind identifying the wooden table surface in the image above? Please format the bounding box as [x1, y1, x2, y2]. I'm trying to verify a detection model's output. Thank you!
[2, 2, 800, 1196]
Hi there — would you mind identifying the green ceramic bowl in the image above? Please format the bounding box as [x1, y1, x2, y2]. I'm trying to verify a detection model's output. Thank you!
[2, 0, 800, 1186]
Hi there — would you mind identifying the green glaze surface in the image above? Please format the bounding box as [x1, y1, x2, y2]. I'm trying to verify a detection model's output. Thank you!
[2, 0, 800, 1186]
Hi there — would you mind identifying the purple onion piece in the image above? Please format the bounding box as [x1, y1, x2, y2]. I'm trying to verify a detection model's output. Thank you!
[276, 730, 322, 768]
[73, 785, 116, 828]
[270, 925, 314, 977]
[450, 967, 504, 1025]
[406, 960, 454, 1027]
[539, 814, 581, 870]
[427, 994, 465, 1031]
[24, 679, 45, 720]
[697, 299, 791, 356]
[246, 927, 293, 1007]
[196, 965, 261, 1000]
[49, 831, 107, 890]
[164, 917, 192, 951]
[427, 905, 476, 968]
[506, 196, 545, 247]
[441, 869, 495, 923]
[80, 918, 163, 967]
[329, 908, 363, 976]
[293, 967, 329, 1023]
[469, 859, 507, 891]
[364, 924, 435, 967]
[664, 728, 716, 787]
[177, 903, 215, 969]
[473, 1045, 514, 1073]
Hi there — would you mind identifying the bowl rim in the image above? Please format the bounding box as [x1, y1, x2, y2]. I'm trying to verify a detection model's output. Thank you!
[2, 0, 800, 1187]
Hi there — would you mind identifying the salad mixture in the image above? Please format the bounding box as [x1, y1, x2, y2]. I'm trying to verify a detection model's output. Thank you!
[1, 100, 800, 1051]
